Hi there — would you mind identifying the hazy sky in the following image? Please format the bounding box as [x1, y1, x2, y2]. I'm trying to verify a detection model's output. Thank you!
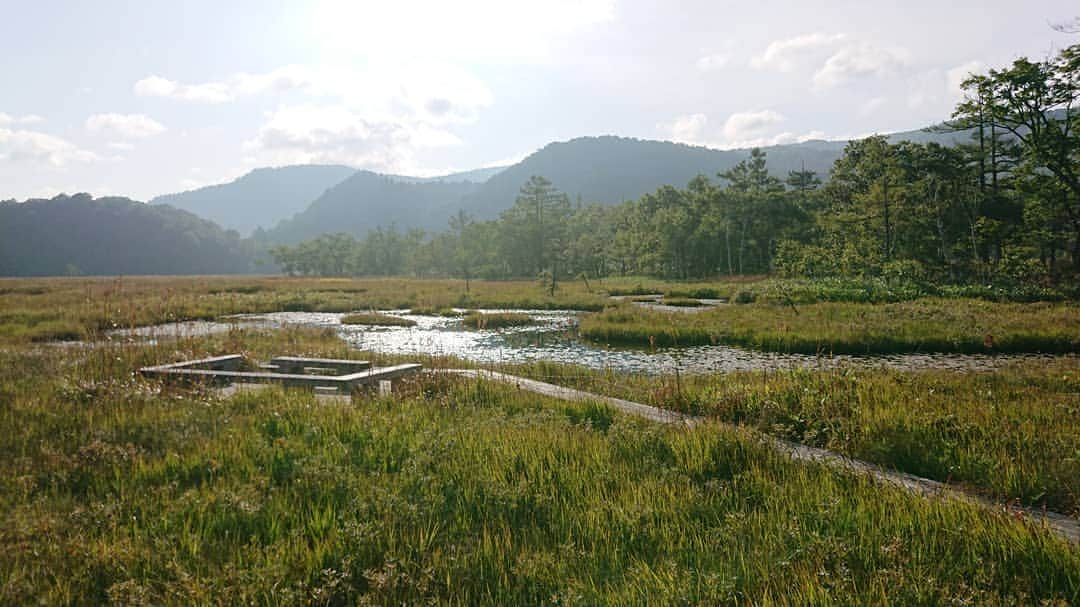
[1, 0, 1076, 201]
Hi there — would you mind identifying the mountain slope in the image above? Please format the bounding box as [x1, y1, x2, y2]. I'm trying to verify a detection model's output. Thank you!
[383, 166, 508, 185]
[264, 171, 481, 244]
[255, 124, 977, 242]
[150, 165, 356, 236]
[454, 128, 971, 219]
[0, 194, 255, 276]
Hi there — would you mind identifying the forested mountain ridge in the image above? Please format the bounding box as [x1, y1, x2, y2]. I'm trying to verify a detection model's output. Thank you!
[271, 43, 1079, 287]
[149, 165, 356, 236]
[262, 171, 483, 245]
[257, 125, 972, 244]
[457, 127, 973, 220]
[0, 194, 256, 276]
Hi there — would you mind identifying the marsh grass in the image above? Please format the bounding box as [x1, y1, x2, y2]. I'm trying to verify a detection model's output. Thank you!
[579, 298, 1079, 354]
[407, 305, 461, 317]
[0, 276, 608, 345]
[461, 311, 535, 329]
[0, 330, 1076, 604]
[501, 358, 1080, 514]
[658, 297, 706, 307]
[340, 312, 417, 327]
[603, 276, 1077, 304]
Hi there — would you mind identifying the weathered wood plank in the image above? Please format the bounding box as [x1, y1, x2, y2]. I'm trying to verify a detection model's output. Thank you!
[141, 361, 421, 390]
[341, 363, 423, 384]
[270, 356, 372, 374]
[142, 354, 243, 372]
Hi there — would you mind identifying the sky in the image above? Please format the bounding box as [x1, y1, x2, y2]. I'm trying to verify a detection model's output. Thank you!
[1, 0, 1076, 201]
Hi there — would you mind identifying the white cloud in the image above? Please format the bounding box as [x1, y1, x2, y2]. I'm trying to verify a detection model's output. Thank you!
[658, 113, 709, 144]
[752, 33, 908, 90]
[812, 41, 908, 89]
[85, 113, 166, 139]
[721, 130, 827, 150]
[658, 110, 822, 150]
[695, 53, 731, 72]
[0, 127, 98, 166]
[245, 105, 463, 172]
[859, 96, 888, 117]
[481, 150, 531, 168]
[722, 110, 785, 140]
[133, 75, 179, 97]
[946, 60, 985, 94]
[0, 112, 45, 126]
[135, 61, 493, 174]
[134, 66, 315, 103]
[132, 62, 492, 127]
[106, 142, 135, 152]
[906, 66, 977, 113]
[751, 33, 847, 72]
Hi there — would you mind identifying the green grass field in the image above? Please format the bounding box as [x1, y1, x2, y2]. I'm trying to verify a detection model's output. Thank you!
[0, 277, 1077, 604]
[500, 359, 1080, 515]
[0, 276, 608, 344]
[2, 276, 1077, 355]
[0, 330, 1076, 605]
[579, 298, 1079, 354]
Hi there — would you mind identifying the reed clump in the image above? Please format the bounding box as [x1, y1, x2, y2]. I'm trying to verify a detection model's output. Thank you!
[462, 311, 535, 329]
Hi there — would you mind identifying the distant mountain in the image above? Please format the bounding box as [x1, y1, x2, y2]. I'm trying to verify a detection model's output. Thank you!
[454, 127, 972, 219]
[0, 194, 256, 276]
[263, 171, 482, 244]
[257, 125, 974, 242]
[150, 165, 355, 236]
[193, 123, 976, 244]
[382, 166, 508, 185]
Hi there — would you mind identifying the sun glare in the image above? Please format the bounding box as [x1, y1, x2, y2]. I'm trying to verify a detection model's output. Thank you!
[308, 0, 615, 62]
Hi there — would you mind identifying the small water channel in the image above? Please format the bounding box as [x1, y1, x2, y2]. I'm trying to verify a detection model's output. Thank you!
[113, 309, 1068, 374]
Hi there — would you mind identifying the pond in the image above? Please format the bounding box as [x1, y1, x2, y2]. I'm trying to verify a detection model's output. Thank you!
[114, 309, 1068, 374]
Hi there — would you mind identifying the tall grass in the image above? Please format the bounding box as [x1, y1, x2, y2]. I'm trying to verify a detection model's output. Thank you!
[501, 358, 1080, 514]
[461, 311, 535, 329]
[579, 298, 1080, 354]
[0, 331, 1076, 604]
[0, 276, 609, 345]
[602, 275, 1078, 303]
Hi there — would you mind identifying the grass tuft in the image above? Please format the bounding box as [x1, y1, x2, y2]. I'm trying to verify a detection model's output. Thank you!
[340, 312, 417, 327]
[462, 311, 535, 329]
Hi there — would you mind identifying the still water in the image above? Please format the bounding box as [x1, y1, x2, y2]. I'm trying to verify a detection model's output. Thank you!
[116, 309, 1066, 375]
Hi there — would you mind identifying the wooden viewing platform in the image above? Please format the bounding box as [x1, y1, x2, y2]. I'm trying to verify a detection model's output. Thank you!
[140, 354, 421, 394]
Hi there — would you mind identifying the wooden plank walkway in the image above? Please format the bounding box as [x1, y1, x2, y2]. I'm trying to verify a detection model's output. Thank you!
[440, 368, 1079, 545]
[141, 354, 419, 393]
[269, 356, 373, 374]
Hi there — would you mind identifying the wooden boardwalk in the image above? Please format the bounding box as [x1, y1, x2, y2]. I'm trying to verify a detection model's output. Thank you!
[141, 354, 421, 393]
[439, 369, 1080, 545]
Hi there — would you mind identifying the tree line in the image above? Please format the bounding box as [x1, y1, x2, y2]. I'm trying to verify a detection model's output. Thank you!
[271, 44, 1079, 287]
